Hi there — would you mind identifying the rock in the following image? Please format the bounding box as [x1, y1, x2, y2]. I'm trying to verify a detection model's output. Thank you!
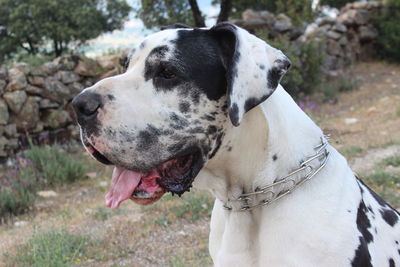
[43, 109, 72, 129]
[317, 16, 335, 27]
[12, 62, 31, 75]
[28, 76, 45, 87]
[332, 22, 347, 33]
[53, 55, 77, 71]
[0, 79, 6, 94]
[0, 66, 8, 80]
[0, 99, 9, 124]
[43, 77, 71, 103]
[40, 62, 58, 75]
[26, 84, 43, 95]
[326, 31, 342, 40]
[5, 68, 27, 91]
[344, 118, 358, 125]
[37, 190, 58, 198]
[86, 172, 97, 179]
[55, 70, 80, 84]
[30, 67, 45, 76]
[96, 55, 121, 70]
[3, 90, 27, 113]
[99, 68, 119, 80]
[338, 36, 348, 46]
[273, 14, 293, 32]
[242, 9, 275, 25]
[4, 123, 17, 137]
[0, 136, 8, 156]
[327, 40, 342, 56]
[14, 96, 39, 130]
[69, 82, 85, 95]
[74, 57, 103, 77]
[99, 181, 108, 187]
[14, 221, 28, 227]
[39, 98, 59, 109]
[359, 25, 378, 41]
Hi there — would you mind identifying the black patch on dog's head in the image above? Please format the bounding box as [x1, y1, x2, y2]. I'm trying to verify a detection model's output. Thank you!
[389, 258, 395, 267]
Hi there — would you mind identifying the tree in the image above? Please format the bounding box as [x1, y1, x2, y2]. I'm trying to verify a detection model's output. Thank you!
[318, 0, 353, 9]
[0, 0, 131, 60]
[138, 0, 315, 29]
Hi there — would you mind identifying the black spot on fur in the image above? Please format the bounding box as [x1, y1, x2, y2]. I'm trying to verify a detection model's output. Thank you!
[107, 94, 115, 101]
[267, 66, 281, 89]
[139, 40, 146, 49]
[207, 125, 217, 134]
[167, 142, 186, 154]
[356, 200, 373, 243]
[169, 113, 189, 130]
[351, 237, 372, 267]
[348, 209, 352, 213]
[227, 146, 232, 152]
[188, 127, 204, 134]
[229, 103, 239, 126]
[389, 258, 395, 267]
[179, 102, 190, 113]
[244, 95, 269, 113]
[144, 45, 169, 81]
[209, 133, 224, 159]
[381, 209, 399, 227]
[272, 154, 278, 161]
[137, 130, 159, 151]
[259, 64, 265, 70]
[202, 114, 216, 121]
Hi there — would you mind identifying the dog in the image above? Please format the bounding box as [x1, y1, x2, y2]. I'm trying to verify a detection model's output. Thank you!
[72, 23, 400, 267]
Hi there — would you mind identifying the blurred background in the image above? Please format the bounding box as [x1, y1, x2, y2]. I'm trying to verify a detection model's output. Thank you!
[0, 0, 399, 266]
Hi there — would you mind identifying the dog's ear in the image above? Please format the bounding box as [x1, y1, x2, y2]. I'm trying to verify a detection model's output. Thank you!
[210, 23, 291, 126]
[161, 23, 192, 30]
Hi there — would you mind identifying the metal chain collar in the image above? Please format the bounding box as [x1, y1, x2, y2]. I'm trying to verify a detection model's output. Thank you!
[222, 135, 331, 212]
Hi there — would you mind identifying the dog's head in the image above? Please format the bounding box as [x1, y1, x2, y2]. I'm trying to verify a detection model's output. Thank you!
[72, 23, 290, 208]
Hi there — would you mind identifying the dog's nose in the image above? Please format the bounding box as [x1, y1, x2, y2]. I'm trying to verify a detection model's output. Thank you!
[72, 92, 102, 124]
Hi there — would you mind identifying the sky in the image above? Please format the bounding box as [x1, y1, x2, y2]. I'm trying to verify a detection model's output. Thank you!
[84, 0, 218, 57]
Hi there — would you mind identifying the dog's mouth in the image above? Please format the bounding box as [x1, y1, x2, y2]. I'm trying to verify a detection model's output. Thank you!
[84, 143, 203, 208]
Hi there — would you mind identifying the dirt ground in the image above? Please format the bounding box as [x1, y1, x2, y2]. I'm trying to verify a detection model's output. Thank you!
[1, 62, 399, 266]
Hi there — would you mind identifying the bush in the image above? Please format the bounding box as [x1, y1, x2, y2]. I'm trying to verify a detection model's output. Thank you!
[24, 145, 87, 186]
[322, 76, 359, 103]
[256, 32, 324, 97]
[8, 228, 92, 266]
[374, 0, 400, 62]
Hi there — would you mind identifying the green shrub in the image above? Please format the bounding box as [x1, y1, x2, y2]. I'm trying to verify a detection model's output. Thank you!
[8, 228, 92, 267]
[322, 76, 359, 103]
[374, 0, 400, 62]
[24, 145, 87, 186]
[256, 33, 324, 97]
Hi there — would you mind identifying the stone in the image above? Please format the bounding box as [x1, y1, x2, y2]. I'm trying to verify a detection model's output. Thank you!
[28, 76, 45, 87]
[14, 96, 40, 130]
[344, 118, 358, 124]
[96, 55, 121, 70]
[14, 221, 28, 227]
[326, 31, 342, 40]
[4, 124, 17, 137]
[39, 98, 59, 109]
[359, 25, 378, 41]
[40, 62, 58, 75]
[0, 79, 6, 94]
[26, 84, 43, 95]
[53, 55, 77, 71]
[0, 66, 8, 80]
[12, 62, 31, 75]
[0, 99, 9, 124]
[317, 16, 335, 27]
[43, 77, 71, 103]
[3, 90, 27, 114]
[332, 22, 347, 33]
[74, 57, 103, 77]
[327, 40, 342, 56]
[69, 81, 85, 95]
[43, 109, 72, 129]
[273, 14, 293, 32]
[55, 70, 80, 84]
[37, 190, 58, 198]
[5, 68, 27, 91]
[30, 67, 45, 76]
[0, 136, 8, 156]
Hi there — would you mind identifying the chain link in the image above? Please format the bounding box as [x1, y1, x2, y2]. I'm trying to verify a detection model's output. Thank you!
[223, 135, 330, 211]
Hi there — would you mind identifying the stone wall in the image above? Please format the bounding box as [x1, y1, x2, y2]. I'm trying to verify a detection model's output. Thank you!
[235, 1, 382, 74]
[0, 54, 122, 159]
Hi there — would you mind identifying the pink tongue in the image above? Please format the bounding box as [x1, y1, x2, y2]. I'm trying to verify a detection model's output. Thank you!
[105, 167, 143, 209]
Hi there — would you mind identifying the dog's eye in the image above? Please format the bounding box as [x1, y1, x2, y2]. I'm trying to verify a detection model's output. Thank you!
[159, 68, 176, 79]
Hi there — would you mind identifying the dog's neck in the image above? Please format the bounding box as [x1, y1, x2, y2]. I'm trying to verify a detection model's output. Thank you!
[196, 86, 326, 208]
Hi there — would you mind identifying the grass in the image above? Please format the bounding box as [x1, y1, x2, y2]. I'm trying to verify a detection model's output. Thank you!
[0, 144, 87, 221]
[5, 228, 94, 267]
[92, 207, 123, 221]
[170, 193, 213, 222]
[377, 153, 400, 168]
[339, 146, 364, 159]
[323, 77, 360, 103]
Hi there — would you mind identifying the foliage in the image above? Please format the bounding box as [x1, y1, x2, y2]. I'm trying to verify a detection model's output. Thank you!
[227, 0, 278, 18]
[8, 228, 92, 266]
[0, 145, 86, 221]
[137, 0, 195, 28]
[24, 145, 87, 186]
[257, 32, 324, 97]
[275, 0, 315, 25]
[319, 0, 353, 9]
[374, 0, 400, 62]
[339, 146, 363, 159]
[322, 76, 359, 103]
[378, 153, 400, 168]
[0, 0, 131, 60]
